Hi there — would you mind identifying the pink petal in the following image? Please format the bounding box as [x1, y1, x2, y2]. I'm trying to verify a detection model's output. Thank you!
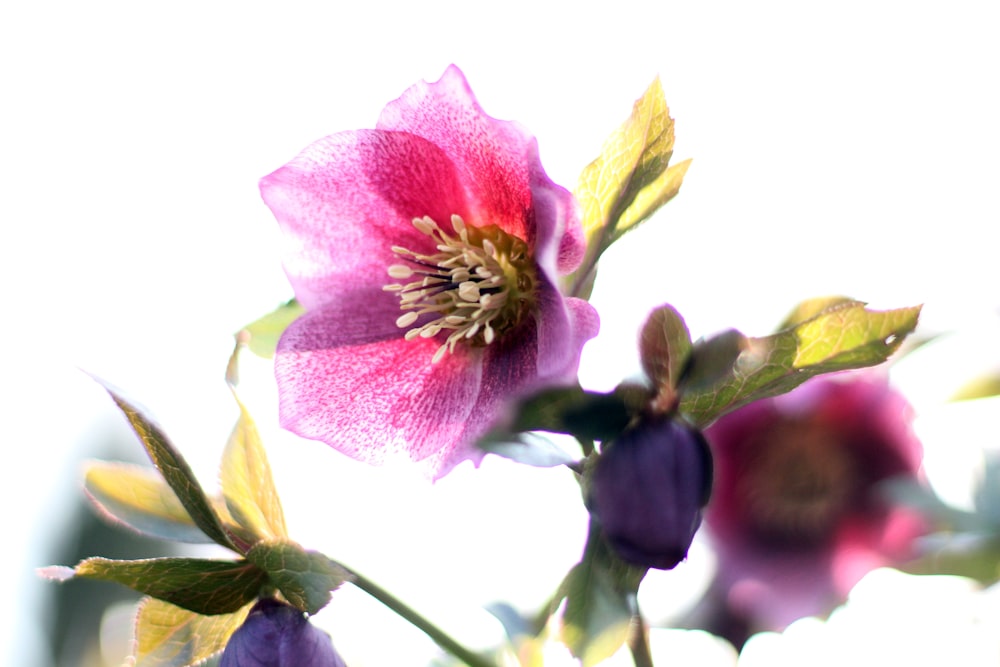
[260, 129, 471, 310]
[275, 304, 484, 476]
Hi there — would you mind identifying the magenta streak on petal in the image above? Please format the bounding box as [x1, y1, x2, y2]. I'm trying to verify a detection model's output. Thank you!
[260, 130, 471, 311]
[276, 304, 482, 471]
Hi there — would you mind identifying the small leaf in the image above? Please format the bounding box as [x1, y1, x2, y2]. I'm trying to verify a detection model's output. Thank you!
[246, 539, 351, 615]
[680, 302, 921, 426]
[499, 386, 636, 442]
[94, 378, 243, 553]
[73, 557, 267, 615]
[239, 299, 304, 359]
[132, 597, 251, 667]
[220, 393, 288, 544]
[681, 329, 749, 394]
[614, 158, 692, 237]
[84, 462, 213, 543]
[556, 524, 644, 666]
[950, 372, 1000, 402]
[478, 432, 581, 468]
[639, 304, 692, 398]
[576, 77, 676, 240]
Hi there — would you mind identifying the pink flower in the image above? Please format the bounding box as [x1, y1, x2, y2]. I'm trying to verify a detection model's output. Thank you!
[702, 372, 926, 637]
[260, 66, 598, 478]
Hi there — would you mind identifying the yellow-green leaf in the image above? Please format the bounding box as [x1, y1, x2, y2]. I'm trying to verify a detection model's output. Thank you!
[576, 77, 676, 243]
[74, 557, 267, 615]
[681, 302, 922, 426]
[615, 158, 692, 237]
[950, 372, 1000, 402]
[132, 597, 251, 667]
[220, 393, 288, 544]
[239, 299, 304, 359]
[84, 462, 210, 543]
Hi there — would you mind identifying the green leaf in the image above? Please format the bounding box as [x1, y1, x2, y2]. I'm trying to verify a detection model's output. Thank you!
[94, 378, 243, 553]
[576, 77, 676, 242]
[557, 525, 644, 666]
[681, 329, 749, 394]
[950, 372, 1000, 402]
[638, 304, 692, 398]
[777, 295, 861, 329]
[84, 461, 212, 544]
[246, 539, 351, 615]
[239, 299, 304, 359]
[680, 302, 922, 426]
[498, 386, 639, 442]
[614, 158, 692, 237]
[73, 557, 267, 615]
[132, 597, 251, 667]
[220, 393, 288, 544]
[478, 432, 581, 468]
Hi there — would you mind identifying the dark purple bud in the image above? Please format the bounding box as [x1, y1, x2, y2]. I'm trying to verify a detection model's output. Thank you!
[588, 417, 713, 570]
[221, 598, 346, 667]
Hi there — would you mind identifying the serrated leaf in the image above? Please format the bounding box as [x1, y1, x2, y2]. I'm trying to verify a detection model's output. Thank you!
[239, 299, 304, 359]
[478, 432, 581, 468]
[132, 597, 251, 667]
[84, 461, 213, 543]
[576, 77, 675, 241]
[220, 393, 288, 544]
[94, 378, 243, 553]
[680, 302, 921, 426]
[73, 557, 267, 615]
[246, 539, 350, 615]
[639, 304, 692, 396]
[615, 158, 692, 237]
[950, 372, 1000, 402]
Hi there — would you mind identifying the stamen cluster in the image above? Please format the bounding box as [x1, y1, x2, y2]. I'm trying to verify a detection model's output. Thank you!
[384, 215, 536, 362]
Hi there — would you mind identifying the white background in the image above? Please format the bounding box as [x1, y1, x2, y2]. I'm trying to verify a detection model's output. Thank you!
[2, 1, 999, 665]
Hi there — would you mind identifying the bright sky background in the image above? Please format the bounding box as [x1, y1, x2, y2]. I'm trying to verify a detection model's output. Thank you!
[2, 2, 999, 665]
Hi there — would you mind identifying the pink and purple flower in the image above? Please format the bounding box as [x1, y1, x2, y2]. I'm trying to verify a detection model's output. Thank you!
[260, 66, 598, 478]
[702, 372, 927, 636]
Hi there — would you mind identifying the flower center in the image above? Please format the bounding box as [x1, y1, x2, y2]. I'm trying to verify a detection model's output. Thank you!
[383, 214, 537, 363]
[739, 420, 858, 548]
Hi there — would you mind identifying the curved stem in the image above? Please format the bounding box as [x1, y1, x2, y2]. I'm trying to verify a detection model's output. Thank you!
[333, 561, 497, 667]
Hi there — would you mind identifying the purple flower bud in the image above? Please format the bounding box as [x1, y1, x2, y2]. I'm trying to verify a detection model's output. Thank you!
[588, 417, 713, 570]
[221, 598, 346, 667]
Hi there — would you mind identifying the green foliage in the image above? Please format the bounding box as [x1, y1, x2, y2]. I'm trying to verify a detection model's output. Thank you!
[95, 378, 245, 553]
[556, 523, 645, 666]
[679, 301, 922, 426]
[239, 298, 304, 358]
[568, 78, 691, 298]
[246, 539, 351, 615]
[950, 372, 1000, 402]
[638, 304, 691, 398]
[72, 557, 267, 615]
[84, 462, 214, 544]
[220, 394, 289, 543]
[133, 598, 251, 667]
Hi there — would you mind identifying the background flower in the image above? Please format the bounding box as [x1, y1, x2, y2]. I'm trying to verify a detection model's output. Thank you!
[697, 372, 927, 642]
[260, 66, 598, 478]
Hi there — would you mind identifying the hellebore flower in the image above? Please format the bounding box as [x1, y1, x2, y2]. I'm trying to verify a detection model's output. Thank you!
[260, 66, 598, 478]
[220, 598, 346, 667]
[588, 416, 713, 570]
[702, 372, 926, 636]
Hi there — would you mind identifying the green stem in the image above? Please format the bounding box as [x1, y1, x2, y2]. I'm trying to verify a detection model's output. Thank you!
[627, 612, 655, 667]
[334, 561, 497, 667]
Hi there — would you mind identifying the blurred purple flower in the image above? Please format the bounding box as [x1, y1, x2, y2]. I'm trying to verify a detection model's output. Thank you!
[703, 372, 926, 634]
[220, 598, 346, 667]
[588, 417, 713, 569]
[260, 65, 597, 478]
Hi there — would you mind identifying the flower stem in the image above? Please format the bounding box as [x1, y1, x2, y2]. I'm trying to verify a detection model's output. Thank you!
[334, 561, 497, 667]
[628, 612, 655, 667]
